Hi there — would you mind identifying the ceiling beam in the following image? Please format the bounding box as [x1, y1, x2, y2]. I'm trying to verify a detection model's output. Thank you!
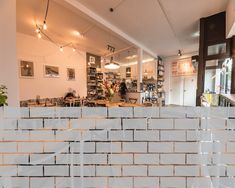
[64, 0, 158, 58]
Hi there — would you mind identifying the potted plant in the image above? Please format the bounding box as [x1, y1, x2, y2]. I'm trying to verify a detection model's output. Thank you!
[0, 85, 8, 106]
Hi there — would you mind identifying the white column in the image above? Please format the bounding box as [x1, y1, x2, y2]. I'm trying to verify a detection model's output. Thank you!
[137, 48, 143, 92]
[0, 0, 19, 106]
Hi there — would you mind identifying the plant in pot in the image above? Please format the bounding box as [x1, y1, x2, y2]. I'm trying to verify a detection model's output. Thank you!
[0, 85, 8, 106]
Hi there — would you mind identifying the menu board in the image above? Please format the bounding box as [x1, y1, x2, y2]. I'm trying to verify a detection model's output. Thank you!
[172, 58, 197, 76]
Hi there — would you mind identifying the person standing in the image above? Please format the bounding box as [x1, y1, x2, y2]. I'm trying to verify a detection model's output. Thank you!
[119, 79, 128, 102]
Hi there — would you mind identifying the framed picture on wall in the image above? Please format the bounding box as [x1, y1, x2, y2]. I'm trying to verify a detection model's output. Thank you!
[44, 65, 60, 78]
[19, 60, 34, 78]
[67, 68, 75, 81]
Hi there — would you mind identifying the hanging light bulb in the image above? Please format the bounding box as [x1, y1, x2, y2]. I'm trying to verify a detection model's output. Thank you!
[60, 47, 63, 52]
[37, 32, 42, 39]
[43, 20, 47, 30]
[178, 50, 182, 56]
[72, 48, 76, 52]
[35, 28, 40, 33]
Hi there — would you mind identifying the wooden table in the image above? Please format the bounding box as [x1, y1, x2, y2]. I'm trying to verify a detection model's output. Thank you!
[91, 100, 143, 107]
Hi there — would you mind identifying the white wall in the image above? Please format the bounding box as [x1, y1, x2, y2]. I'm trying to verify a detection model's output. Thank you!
[17, 33, 87, 101]
[0, 0, 19, 106]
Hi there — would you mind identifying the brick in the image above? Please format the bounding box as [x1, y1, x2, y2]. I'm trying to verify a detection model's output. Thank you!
[187, 154, 211, 165]
[213, 154, 235, 164]
[71, 165, 96, 176]
[209, 107, 229, 118]
[160, 130, 186, 141]
[1, 130, 29, 141]
[134, 107, 159, 118]
[201, 166, 226, 176]
[186, 130, 212, 141]
[44, 119, 69, 129]
[175, 166, 200, 176]
[123, 166, 147, 176]
[160, 107, 186, 118]
[30, 107, 55, 118]
[123, 119, 147, 129]
[70, 142, 95, 153]
[70, 119, 95, 129]
[109, 177, 132, 187]
[201, 118, 226, 129]
[55, 130, 81, 141]
[96, 142, 121, 153]
[175, 119, 199, 129]
[175, 142, 199, 153]
[18, 119, 43, 129]
[0, 142, 17, 153]
[108, 154, 133, 164]
[134, 130, 159, 141]
[0, 166, 17, 176]
[90, 130, 108, 141]
[30, 154, 55, 164]
[56, 154, 79, 164]
[227, 142, 235, 152]
[160, 177, 186, 188]
[44, 166, 69, 176]
[18, 142, 43, 153]
[108, 107, 133, 118]
[186, 107, 203, 118]
[149, 142, 173, 153]
[148, 119, 173, 129]
[95, 119, 121, 130]
[18, 166, 43, 176]
[227, 166, 235, 176]
[30, 130, 55, 141]
[149, 166, 173, 176]
[134, 154, 159, 164]
[160, 154, 185, 164]
[0, 119, 17, 129]
[109, 130, 133, 141]
[30, 177, 54, 188]
[44, 142, 69, 153]
[134, 177, 159, 188]
[123, 142, 147, 153]
[96, 166, 121, 176]
[227, 119, 235, 129]
[3, 154, 29, 164]
[55, 107, 81, 118]
[56, 177, 107, 188]
[8, 177, 29, 188]
[187, 177, 212, 188]
[83, 154, 107, 164]
[229, 107, 235, 117]
[82, 107, 107, 118]
[200, 142, 225, 153]
[4, 107, 29, 118]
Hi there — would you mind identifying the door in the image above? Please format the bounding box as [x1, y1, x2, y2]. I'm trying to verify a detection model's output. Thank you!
[183, 76, 197, 106]
[170, 76, 183, 105]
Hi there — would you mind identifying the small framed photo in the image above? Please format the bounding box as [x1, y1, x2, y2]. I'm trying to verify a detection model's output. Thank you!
[44, 65, 59, 78]
[67, 68, 75, 81]
[20, 60, 34, 78]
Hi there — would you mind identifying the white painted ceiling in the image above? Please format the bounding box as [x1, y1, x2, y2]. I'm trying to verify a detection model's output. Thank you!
[16, 0, 228, 59]
[74, 0, 228, 57]
[16, 0, 132, 56]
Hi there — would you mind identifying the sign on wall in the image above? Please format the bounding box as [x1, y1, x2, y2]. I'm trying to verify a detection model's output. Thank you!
[172, 58, 197, 76]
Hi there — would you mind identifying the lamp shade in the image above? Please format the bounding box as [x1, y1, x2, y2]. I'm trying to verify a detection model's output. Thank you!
[104, 56, 120, 69]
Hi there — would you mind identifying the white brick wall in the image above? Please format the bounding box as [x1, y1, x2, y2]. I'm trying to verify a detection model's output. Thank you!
[0, 106, 235, 188]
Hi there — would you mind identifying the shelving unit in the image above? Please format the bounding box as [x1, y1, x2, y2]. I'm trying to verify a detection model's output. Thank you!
[157, 57, 165, 106]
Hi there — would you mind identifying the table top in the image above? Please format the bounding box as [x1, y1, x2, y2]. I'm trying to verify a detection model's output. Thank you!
[92, 100, 143, 107]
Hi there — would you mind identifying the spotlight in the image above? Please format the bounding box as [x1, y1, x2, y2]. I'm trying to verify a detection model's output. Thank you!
[72, 48, 76, 52]
[37, 32, 42, 39]
[60, 47, 63, 52]
[43, 20, 47, 30]
[178, 50, 182, 56]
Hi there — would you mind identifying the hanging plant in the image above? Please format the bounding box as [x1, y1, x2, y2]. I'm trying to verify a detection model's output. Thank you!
[0, 85, 8, 106]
